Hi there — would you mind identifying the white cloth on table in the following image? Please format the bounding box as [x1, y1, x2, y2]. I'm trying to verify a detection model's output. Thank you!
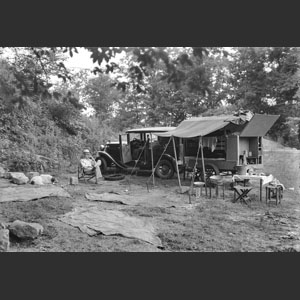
[232, 174, 274, 186]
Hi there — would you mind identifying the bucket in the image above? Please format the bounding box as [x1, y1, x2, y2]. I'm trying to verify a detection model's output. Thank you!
[235, 165, 247, 175]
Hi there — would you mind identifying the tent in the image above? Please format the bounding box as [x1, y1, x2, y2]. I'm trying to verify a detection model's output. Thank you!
[152, 113, 280, 201]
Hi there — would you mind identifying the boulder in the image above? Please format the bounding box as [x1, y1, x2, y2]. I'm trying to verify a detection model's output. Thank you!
[69, 176, 78, 185]
[10, 173, 29, 185]
[29, 176, 44, 185]
[26, 172, 40, 180]
[0, 229, 10, 252]
[9, 220, 44, 240]
[30, 174, 56, 185]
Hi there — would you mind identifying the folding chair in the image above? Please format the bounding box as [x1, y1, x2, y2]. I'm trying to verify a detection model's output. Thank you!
[78, 162, 96, 182]
[233, 185, 253, 205]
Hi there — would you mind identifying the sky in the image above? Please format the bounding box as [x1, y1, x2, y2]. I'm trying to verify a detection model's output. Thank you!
[64, 48, 98, 71]
[64, 47, 126, 72]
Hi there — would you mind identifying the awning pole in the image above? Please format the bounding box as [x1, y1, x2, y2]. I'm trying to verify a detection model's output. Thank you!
[172, 136, 182, 193]
[150, 133, 155, 188]
[189, 136, 201, 204]
[200, 136, 207, 196]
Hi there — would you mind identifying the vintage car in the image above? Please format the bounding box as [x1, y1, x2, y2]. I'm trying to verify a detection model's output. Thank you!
[94, 127, 180, 179]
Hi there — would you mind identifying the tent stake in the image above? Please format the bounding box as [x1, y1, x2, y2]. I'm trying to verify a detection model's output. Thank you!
[172, 136, 182, 193]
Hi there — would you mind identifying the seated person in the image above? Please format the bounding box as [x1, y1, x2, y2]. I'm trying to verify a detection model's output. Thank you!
[131, 139, 144, 160]
[80, 149, 103, 183]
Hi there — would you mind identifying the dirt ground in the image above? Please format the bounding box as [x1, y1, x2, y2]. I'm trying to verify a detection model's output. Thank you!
[1, 171, 300, 252]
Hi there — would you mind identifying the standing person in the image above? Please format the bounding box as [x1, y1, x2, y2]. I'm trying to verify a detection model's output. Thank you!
[80, 149, 103, 183]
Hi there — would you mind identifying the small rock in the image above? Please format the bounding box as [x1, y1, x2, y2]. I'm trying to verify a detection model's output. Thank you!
[0, 229, 10, 252]
[69, 176, 78, 185]
[10, 173, 29, 185]
[26, 171, 40, 180]
[9, 220, 44, 240]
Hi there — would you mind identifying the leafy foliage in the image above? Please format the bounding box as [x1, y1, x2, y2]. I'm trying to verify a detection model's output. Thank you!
[1, 46, 300, 175]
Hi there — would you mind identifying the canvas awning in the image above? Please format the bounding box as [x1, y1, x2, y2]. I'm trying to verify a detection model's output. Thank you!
[157, 114, 280, 138]
[156, 116, 238, 138]
[240, 114, 280, 137]
[126, 127, 176, 133]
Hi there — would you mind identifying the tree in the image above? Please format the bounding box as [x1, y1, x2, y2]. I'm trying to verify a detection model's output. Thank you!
[82, 74, 122, 121]
[228, 47, 300, 146]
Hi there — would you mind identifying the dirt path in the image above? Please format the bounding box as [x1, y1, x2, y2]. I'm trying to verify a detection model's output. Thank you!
[1, 173, 300, 252]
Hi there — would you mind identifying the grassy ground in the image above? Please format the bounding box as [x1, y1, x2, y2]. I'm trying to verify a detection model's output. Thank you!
[1, 172, 300, 252]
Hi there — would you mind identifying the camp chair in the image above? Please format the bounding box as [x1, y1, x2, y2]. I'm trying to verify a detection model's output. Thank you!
[78, 162, 96, 182]
[233, 185, 253, 205]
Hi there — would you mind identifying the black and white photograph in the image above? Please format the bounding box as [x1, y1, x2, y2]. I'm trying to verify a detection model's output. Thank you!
[1, 46, 300, 253]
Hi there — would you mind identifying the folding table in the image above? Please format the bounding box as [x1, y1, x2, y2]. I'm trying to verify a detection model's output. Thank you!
[232, 174, 274, 201]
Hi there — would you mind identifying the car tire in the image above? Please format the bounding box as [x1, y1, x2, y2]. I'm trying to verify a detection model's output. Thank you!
[104, 174, 125, 181]
[155, 159, 174, 179]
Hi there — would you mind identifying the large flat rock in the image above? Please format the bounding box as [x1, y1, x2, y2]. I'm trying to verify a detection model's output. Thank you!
[0, 185, 71, 202]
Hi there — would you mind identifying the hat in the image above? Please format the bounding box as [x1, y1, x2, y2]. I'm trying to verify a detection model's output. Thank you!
[83, 149, 90, 153]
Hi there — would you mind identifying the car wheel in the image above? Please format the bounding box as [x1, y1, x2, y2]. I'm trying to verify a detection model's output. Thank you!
[155, 159, 174, 179]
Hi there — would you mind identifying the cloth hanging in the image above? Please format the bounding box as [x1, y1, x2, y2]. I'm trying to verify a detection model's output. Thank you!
[202, 137, 218, 152]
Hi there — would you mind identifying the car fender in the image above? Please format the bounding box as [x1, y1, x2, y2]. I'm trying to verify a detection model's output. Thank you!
[96, 151, 127, 170]
[161, 154, 179, 172]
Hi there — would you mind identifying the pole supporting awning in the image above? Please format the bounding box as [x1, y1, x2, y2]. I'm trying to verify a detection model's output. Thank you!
[172, 136, 182, 193]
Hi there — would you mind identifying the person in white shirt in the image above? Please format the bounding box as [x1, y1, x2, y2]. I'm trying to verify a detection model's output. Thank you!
[80, 149, 103, 183]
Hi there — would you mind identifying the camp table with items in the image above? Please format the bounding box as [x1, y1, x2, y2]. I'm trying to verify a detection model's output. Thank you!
[232, 174, 274, 202]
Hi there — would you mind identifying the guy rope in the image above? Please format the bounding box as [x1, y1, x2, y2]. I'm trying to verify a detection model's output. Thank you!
[146, 136, 172, 191]
[125, 140, 149, 190]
